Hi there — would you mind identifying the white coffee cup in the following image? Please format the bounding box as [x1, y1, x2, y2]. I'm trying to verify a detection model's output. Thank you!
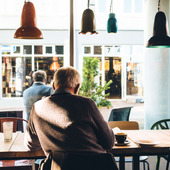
[3, 121, 13, 142]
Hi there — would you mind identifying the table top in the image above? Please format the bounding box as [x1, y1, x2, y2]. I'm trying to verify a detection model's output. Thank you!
[0, 132, 45, 159]
[0, 130, 170, 159]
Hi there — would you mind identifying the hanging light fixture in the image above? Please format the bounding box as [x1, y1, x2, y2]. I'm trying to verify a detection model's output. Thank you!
[50, 57, 60, 71]
[79, 0, 97, 34]
[107, 0, 118, 33]
[14, 0, 43, 39]
[147, 0, 170, 48]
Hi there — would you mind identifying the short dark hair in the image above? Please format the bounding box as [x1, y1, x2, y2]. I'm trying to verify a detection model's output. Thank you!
[33, 70, 47, 82]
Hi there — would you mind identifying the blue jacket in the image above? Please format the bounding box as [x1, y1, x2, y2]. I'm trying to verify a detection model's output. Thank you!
[23, 82, 54, 120]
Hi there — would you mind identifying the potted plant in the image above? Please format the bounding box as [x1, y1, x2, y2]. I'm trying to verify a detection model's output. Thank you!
[79, 57, 112, 109]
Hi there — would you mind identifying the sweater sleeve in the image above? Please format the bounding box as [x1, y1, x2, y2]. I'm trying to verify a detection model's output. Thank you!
[88, 98, 115, 150]
[24, 105, 42, 151]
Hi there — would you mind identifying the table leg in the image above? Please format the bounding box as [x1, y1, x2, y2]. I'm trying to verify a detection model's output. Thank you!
[132, 155, 140, 170]
[119, 156, 125, 170]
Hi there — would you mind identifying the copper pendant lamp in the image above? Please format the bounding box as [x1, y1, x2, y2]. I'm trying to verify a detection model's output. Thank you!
[50, 57, 60, 71]
[14, 0, 43, 39]
[147, 0, 170, 48]
[79, 0, 98, 34]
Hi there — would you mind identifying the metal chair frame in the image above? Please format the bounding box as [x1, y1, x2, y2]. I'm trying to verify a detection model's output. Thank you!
[151, 119, 170, 170]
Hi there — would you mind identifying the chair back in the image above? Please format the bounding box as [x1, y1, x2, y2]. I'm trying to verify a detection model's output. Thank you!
[108, 121, 139, 130]
[0, 117, 28, 132]
[108, 106, 133, 122]
[151, 119, 170, 130]
[60, 152, 118, 170]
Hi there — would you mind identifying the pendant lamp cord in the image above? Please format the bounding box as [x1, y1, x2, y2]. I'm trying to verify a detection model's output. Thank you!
[158, 0, 160, 11]
[88, 0, 90, 8]
[110, 0, 113, 13]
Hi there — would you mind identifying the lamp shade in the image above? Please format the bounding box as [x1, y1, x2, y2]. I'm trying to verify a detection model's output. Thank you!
[50, 57, 60, 71]
[79, 8, 97, 34]
[107, 13, 118, 33]
[147, 11, 170, 48]
[14, 1, 43, 39]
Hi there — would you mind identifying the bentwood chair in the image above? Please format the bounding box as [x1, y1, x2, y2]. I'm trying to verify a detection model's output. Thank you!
[0, 117, 32, 170]
[108, 106, 133, 122]
[151, 119, 170, 170]
[108, 121, 150, 170]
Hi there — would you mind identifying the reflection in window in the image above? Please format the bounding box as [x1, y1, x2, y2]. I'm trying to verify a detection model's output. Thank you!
[84, 47, 91, 54]
[55, 46, 64, 54]
[105, 57, 121, 99]
[46, 47, 52, 54]
[13, 46, 21, 54]
[34, 45, 43, 54]
[2, 57, 32, 97]
[34, 57, 64, 86]
[94, 46, 102, 55]
[126, 61, 143, 96]
[23, 46, 32, 54]
[1, 45, 11, 55]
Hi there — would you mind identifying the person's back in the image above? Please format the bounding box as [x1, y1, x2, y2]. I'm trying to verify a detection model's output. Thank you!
[24, 67, 117, 170]
[23, 70, 54, 121]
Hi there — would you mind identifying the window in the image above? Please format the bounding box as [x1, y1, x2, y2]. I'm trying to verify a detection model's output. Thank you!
[1, 44, 65, 98]
[2, 56, 32, 97]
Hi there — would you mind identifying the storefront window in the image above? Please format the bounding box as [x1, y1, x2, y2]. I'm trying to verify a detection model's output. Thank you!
[34, 57, 64, 86]
[23, 46, 32, 54]
[126, 61, 144, 96]
[105, 57, 122, 99]
[2, 57, 32, 97]
[34, 45, 43, 54]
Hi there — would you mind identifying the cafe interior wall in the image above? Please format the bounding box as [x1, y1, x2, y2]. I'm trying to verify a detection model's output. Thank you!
[144, 0, 170, 129]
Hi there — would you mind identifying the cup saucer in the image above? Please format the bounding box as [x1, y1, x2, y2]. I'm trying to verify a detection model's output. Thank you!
[115, 139, 130, 146]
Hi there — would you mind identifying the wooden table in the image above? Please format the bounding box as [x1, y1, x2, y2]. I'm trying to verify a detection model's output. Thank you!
[111, 130, 170, 170]
[0, 130, 170, 170]
[0, 132, 45, 160]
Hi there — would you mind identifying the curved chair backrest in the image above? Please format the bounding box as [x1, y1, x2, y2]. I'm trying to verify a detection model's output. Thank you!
[0, 117, 28, 132]
[151, 119, 170, 130]
[108, 121, 139, 130]
[108, 106, 133, 122]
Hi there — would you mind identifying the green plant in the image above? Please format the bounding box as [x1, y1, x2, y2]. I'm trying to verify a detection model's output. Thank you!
[79, 57, 112, 108]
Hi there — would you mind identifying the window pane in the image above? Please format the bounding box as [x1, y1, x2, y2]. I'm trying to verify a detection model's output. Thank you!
[105, 57, 121, 99]
[34, 57, 64, 86]
[135, 0, 143, 13]
[1, 45, 11, 54]
[2, 57, 32, 97]
[13, 46, 21, 54]
[94, 46, 102, 55]
[23, 46, 32, 54]
[98, 0, 106, 13]
[126, 62, 144, 96]
[55, 46, 64, 54]
[124, 0, 132, 13]
[46, 47, 52, 54]
[34, 45, 43, 54]
[84, 47, 91, 54]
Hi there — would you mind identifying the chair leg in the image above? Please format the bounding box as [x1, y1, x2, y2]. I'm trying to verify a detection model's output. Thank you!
[166, 154, 170, 170]
[143, 161, 145, 170]
[156, 156, 161, 170]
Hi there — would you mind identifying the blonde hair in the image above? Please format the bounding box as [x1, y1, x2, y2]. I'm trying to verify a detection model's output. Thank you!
[53, 66, 81, 89]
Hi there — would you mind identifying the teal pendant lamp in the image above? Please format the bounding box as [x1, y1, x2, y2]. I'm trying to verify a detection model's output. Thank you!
[147, 0, 170, 48]
[79, 0, 98, 34]
[107, 0, 117, 33]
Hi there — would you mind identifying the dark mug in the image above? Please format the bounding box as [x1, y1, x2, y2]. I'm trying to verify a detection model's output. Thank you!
[115, 133, 127, 144]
